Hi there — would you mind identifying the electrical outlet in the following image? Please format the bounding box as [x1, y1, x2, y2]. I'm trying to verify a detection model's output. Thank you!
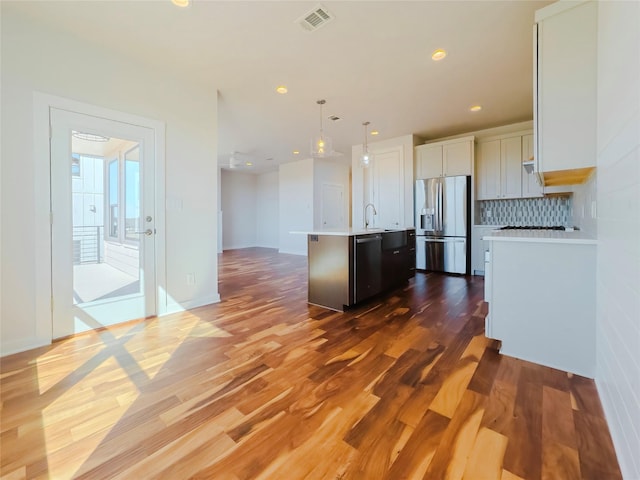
[186, 273, 196, 286]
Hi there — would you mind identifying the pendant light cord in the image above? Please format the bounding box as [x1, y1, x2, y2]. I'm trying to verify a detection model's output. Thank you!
[363, 121, 370, 153]
[317, 99, 326, 141]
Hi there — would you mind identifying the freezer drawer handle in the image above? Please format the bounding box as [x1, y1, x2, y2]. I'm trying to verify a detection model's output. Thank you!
[423, 238, 465, 243]
[356, 236, 382, 244]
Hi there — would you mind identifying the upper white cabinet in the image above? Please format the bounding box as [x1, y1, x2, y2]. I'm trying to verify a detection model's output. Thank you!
[534, 0, 597, 185]
[415, 136, 474, 179]
[476, 132, 543, 200]
[521, 134, 543, 198]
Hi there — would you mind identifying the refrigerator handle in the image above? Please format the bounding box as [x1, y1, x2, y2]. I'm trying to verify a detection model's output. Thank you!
[434, 181, 439, 232]
[437, 180, 443, 232]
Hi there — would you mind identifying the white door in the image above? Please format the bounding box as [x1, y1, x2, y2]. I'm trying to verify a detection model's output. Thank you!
[321, 183, 344, 229]
[50, 108, 156, 339]
[372, 147, 403, 229]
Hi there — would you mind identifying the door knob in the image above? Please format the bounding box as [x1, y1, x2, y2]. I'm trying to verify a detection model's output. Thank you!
[134, 229, 153, 236]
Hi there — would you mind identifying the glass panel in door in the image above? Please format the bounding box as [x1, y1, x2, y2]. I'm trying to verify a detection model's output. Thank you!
[51, 108, 156, 339]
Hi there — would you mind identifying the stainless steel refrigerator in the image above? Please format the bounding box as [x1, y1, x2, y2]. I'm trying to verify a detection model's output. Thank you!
[415, 176, 471, 274]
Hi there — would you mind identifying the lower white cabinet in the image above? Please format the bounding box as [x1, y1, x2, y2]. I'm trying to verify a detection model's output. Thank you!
[485, 236, 596, 377]
[471, 225, 501, 275]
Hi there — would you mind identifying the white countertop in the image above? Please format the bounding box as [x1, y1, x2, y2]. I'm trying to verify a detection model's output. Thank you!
[483, 229, 597, 245]
[292, 227, 413, 237]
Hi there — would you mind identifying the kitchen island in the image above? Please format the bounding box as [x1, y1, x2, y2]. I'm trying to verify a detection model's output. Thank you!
[303, 228, 415, 311]
[484, 229, 597, 377]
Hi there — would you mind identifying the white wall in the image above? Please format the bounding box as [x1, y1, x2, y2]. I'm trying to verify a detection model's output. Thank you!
[220, 170, 257, 250]
[594, 2, 640, 478]
[571, 171, 597, 237]
[279, 159, 314, 255]
[1, 8, 219, 354]
[256, 171, 279, 249]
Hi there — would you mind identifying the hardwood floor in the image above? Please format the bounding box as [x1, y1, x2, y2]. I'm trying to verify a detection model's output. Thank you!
[1, 247, 621, 479]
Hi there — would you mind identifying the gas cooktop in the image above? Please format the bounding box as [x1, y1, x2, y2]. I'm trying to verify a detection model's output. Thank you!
[499, 225, 570, 230]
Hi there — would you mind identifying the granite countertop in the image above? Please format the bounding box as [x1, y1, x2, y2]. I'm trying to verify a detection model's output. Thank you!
[483, 229, 597, 245]
[292, 227, 414, 237]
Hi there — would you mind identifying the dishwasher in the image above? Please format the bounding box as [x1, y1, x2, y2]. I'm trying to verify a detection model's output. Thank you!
[353, 234, 382, 304]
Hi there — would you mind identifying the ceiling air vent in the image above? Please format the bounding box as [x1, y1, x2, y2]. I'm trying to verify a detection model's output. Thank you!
[297, 5, 334, 32]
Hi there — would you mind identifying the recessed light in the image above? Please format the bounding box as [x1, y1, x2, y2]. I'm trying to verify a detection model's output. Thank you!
[171, 0, 190, 7]
[431, 49, 447, 61]
[469, 105, 482, 112]
[276, 86, 288, 94]
[246, 162, 253, 167]
[293, 150, 300, 155]
[370, 130, 379, 136]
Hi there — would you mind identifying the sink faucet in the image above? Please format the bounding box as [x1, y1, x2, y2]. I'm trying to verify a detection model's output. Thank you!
[364, 203, 377, 228]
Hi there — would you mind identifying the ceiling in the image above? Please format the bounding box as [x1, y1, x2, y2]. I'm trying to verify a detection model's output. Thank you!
[6, 0, 553, 174]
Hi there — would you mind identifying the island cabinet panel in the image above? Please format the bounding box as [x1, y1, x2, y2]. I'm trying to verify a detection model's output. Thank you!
[307, 235, 352, 311]
[307, 229, 415, 311]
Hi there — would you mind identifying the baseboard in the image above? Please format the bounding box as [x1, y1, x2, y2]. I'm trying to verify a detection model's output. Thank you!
[1, 336, 51, 357]
[278, 248, 307, 256]
[164, 294, 221, 315]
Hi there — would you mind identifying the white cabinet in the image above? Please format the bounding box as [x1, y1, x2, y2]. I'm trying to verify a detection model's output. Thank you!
[476, 140, 500, 200]
[476, 136, 522, 200]
[472, 225, 501, 275]
[485, 236, 596, 377]
[500, 136, 524, 199]
[534, 1, 597, 185]
[371, 147, 403, 229]
[415, 136, 474, 179]
[416, 144, 442, 179]
[521, 134, 543, 198]
[476, 132, 543, 200]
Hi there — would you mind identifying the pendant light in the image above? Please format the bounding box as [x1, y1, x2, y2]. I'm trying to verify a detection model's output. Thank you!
[359, 121, 374, 168]
[311, 99, 334, 158]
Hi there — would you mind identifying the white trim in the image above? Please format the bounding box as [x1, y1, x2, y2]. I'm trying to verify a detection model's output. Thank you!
[534, 0, 590, 23]
[33, 92, 168, 346]
[164, 294, 221, 315]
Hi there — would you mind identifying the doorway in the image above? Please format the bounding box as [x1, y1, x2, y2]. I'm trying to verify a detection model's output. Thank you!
[50, 108, 157, 339]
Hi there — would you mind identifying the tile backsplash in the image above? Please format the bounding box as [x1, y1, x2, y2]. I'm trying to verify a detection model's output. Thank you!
[478, 196, 572, 226]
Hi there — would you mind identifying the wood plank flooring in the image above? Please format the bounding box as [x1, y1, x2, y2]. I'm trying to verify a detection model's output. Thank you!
[1, 247, 622, 479]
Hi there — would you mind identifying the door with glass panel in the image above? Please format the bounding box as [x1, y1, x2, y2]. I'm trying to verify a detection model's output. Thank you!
[50, 108, 156, 338]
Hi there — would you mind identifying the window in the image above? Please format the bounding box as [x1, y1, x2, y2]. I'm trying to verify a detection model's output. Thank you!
[108, 159, 118, 238]
[71, 153, 81, 177]
[124, 146, 140, 242]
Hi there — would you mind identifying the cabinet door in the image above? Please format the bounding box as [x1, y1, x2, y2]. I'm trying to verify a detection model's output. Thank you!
[521, 134, 543, 198]
[500, 136, 523, 199]
[472, 227, 485, 275]
[476, 140, 501, 200]
[373, 148, 403, 228]
[537, 1, 597, 173]
[444, 140, 472, 177]
[416, 145, 443, 179]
